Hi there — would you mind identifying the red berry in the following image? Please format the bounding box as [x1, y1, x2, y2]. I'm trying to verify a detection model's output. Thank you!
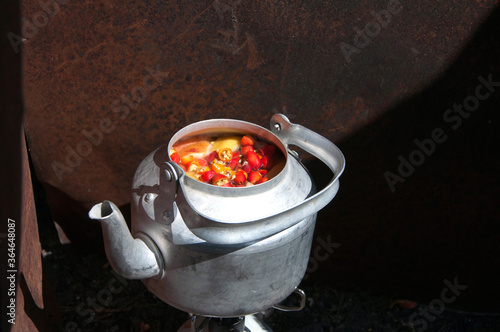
[260, 156, 268, 169]
[205, 151, 218, 164]
[212, 173, 230, 186]
[241, 163, 252, 174]
[248, 171, 262, 184]
[218, 148, 233, 162]
[241, 145, 254, 155]
[255, 177, 269, 184]
[186, 160, 201, 172]
[241, 135, 255, 146]
[170, 152, 181, 164]
[200, 170, 216, 182]
[245, 151, 261, 170]
[229, 158, 239, 170]
[233, 171, 247, 185]
[196, 158, 208, 167]
[260, 144, 276, 158]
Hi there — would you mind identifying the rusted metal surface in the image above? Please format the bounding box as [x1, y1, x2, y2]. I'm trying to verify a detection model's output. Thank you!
[22, 0, 495, 206]
[20, 0, 500, 309]
[1, 0, 60, 329]
[0, 131, 60, 331]
[15, 138, 61, 331]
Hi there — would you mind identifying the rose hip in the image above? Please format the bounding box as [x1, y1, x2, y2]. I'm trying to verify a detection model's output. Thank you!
[196, 158, 208, 166]
[228, 158, 239, 170]
[241, 163, 252, 174]
[200, 170, 216, 182]
[218, 148, 233, 162]
[205, 151, 218, 164]
[233, 171, 247, 185]
[212, 173, 230, 186]
[260, 144, 276, 158]
[241, 135, 255, 146]
[256, 177, 269, 184]
[248, 171, 262, 184]
[260, 156, 269, 169]
[245, 151, 261, 170]
[241, 145, 254, 155]
[173, 132, 284, 187]
[186, 160, 201, 172]
[170, 152, 181, 164]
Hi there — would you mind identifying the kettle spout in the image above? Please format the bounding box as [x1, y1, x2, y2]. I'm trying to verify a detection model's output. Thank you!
[89, 201, 161, 279]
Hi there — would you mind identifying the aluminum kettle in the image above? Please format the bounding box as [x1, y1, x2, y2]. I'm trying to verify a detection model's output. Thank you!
[89, 114, 345, 317]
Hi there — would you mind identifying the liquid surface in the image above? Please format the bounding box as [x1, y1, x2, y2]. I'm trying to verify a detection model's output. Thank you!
[170, 134, 285, 187]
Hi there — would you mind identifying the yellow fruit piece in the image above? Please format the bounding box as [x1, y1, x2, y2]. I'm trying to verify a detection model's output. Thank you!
[218, 148, 233, 162]
[180, 154, 194, 165]
[212, 136, 241, 152]
[211, 161, 226, 174]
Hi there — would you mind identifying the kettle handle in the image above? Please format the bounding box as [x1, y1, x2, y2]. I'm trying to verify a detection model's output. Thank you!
[270, 114, 345, 183]
[172, 114, 345, 245]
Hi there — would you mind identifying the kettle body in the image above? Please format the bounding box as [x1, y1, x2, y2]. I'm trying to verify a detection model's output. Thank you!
[89, 114, 345, 317]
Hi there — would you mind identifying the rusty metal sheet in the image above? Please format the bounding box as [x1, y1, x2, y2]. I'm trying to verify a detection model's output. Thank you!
[20, 0, 500, 309]
[0, 132, 61, 331]
[1, 0, 60, 329]
[22, 0, 496, 206]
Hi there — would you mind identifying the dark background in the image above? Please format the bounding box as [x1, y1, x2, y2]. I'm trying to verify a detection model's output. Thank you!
[2, 0, 500, 330]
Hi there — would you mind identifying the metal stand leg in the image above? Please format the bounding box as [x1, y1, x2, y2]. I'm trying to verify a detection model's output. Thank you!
[243, 315, 272, 332]
[176, 288, 305, 332]
[177, 315, 272, 332]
